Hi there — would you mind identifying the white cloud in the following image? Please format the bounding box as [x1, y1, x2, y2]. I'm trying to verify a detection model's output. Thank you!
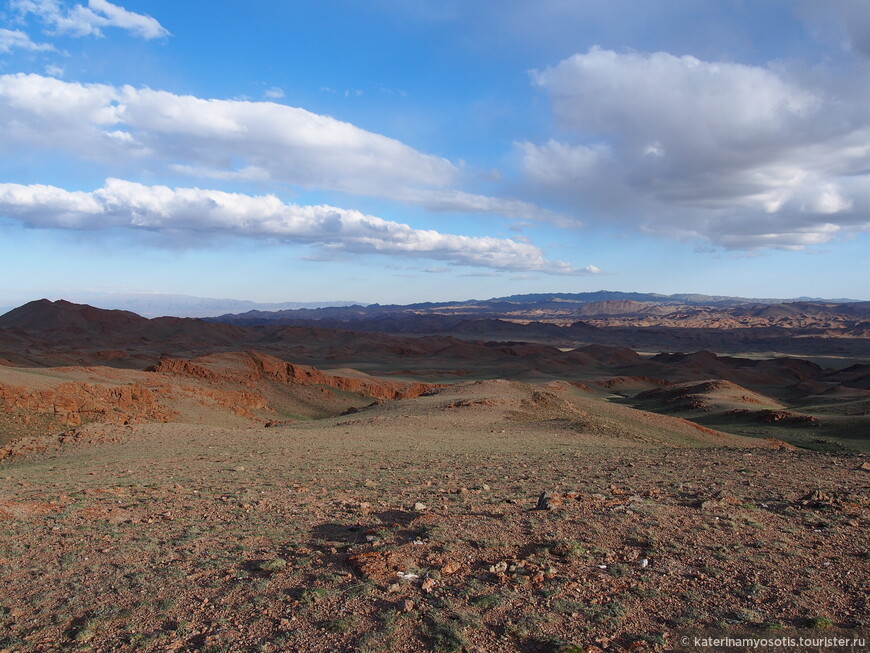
[0, 27, 53, 53]
[11, 0, 169, 40]
[0, 179, 593, 274]
[264, 86, 284, 99]
[524, 47, 870, 250]
[0, 73, 558, 222]
[0, 73, 457, 190]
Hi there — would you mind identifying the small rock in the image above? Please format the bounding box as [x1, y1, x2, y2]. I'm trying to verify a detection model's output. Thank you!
[402, 599, 415, 612]
[700, 493, 741, 511]
[387, 583, 401, 593]
[482, 484, 491, 491]
[800, 489, 834, 505]
[364, 479, 377, 488]
[349, 551, 407, 581]
[639, 558, 649, 568]
[534, 491, 563, 510]
[413, 502, 427, 511]
[441, 561, 461, 575]
[421, 577, 436, 593]
[489, 561, 508, 573]
[859, 462, 870, 472]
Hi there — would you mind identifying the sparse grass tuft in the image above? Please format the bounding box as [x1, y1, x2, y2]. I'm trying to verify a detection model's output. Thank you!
[806, 616, 834, 629]
[325, 616, 355, 633]
[469, 593, 503, 610]
[426, 615, 470, 652]
[255, 557, 287, 574]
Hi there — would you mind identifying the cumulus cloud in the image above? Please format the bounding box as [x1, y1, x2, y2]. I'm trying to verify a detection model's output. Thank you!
[11, 0, 169, 39]
[0, 179, 594, 274]
[0, 73, 455, 189]
[523, 47, 870, 250]
[0, 73, 558, 222]
[0, 27, 53, 53]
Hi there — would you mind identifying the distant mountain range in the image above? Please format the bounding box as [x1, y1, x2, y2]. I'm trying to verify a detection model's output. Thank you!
[0, 290, 862, 321]
[490, 291, 862, 305]
[0, 292, 359, 319]
[208, 291, 868, 327]
[0, 297, 868, 375]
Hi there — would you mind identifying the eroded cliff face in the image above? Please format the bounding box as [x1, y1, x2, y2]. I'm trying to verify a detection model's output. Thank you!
[150, 351, 441, 401]
[0, 351, 442, 441]
[0, 381, 174, 428]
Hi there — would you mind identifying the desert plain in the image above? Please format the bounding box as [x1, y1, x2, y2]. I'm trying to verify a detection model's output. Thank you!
[0, 295, 868, 652]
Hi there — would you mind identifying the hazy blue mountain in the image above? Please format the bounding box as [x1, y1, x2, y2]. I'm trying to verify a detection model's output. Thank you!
[5, 293, 361, 319]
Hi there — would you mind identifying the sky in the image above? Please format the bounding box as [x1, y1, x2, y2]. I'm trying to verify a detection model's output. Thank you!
[0, 0, 868, 306]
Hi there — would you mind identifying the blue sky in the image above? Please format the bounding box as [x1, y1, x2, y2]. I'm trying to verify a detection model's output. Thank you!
[0, 0, 868, 306]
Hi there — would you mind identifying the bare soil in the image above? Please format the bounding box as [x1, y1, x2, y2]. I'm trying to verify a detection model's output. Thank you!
[1, 381, 867, 652]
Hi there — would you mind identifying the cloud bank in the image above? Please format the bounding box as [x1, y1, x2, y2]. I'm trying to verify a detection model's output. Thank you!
[0, 179, 595, 274]
[11, 0, 169, 39]
[0, 73, 553, 222]
[524, 47, 870, 249]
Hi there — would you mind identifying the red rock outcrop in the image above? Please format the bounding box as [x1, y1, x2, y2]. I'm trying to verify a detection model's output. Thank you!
[1, 352, 441, 442]
[151, 351, 442, 401]
[0, 380, 175, 427]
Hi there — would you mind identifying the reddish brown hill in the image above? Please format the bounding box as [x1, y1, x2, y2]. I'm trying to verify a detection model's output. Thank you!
[141, 316, 250, 344]
[0, 352, 443, 443]
[150, 351, 441, 401]
[0, 299, 146, 334]
[635, 379, 782, 411]
[822, 364, 870, 391]
[0, 300, 255, 366]
[572, 344, 643, 367]
[641, 351, 826, 388]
